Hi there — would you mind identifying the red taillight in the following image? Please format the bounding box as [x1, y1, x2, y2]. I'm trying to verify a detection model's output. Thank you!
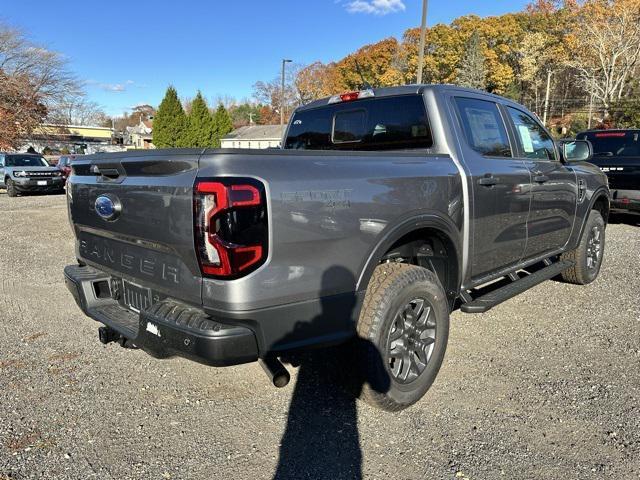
[595, 132, 626, 137]
[340, 92, 360, 102]
[328, 88, 375, 104]
[229, 184, 260, 207]
[194, 179, 267, 278]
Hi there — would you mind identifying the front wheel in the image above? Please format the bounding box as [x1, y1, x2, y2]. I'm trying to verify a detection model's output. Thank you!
[6, 178, 18, 197]
[560, 210, 606, 285]
[355, 263, 450, 412]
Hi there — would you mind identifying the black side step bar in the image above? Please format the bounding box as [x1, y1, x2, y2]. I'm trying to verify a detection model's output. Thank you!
[460, 260, 574, 314]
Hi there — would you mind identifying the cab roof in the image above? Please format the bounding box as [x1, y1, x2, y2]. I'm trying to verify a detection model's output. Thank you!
[294, 84, 519, 112]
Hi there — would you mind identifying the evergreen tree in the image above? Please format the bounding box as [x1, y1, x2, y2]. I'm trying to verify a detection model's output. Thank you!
[457, 32, 487, 91]
[152, 86, 187, 148]
[184, 91, 215, 147]
[212, 104, 234, 147]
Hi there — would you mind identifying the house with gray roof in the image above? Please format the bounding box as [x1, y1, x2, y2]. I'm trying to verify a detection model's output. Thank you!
[220, 125, 285, 149]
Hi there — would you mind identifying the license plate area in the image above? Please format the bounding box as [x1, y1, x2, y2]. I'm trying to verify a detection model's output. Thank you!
[122, 280, 152, 313]
[37, 180, 48, 186]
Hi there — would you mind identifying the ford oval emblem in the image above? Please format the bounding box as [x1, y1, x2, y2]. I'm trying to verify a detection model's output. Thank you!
[95, 195, 121, 221]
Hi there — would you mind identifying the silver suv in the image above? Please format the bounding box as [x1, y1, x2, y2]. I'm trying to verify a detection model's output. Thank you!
[0, 153, 64, 197]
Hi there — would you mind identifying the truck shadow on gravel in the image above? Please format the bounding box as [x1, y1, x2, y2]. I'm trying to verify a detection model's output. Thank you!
[273, 267, 390, 480]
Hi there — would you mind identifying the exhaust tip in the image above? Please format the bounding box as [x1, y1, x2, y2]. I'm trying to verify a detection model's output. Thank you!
[259, 356, 290, 388]
[273, 371, 291, 388]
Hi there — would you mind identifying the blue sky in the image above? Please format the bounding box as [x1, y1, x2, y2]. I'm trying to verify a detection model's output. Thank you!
[2, 0, 530, 116]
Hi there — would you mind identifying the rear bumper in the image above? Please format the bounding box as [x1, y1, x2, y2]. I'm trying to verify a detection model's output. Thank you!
[611, 189, 640, 212]
[64, 264, 259, 366]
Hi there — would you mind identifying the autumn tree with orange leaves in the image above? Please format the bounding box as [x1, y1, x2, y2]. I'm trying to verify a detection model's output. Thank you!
[253, 0, 638, 129]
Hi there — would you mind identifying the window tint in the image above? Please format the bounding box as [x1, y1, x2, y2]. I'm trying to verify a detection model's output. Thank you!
[333, 109, 366, 143]
[507, 107, 556, 160]
[284, 95, 433, 151]
[5, 155, 49, 167]
[455, 97, 511, 157]
[580, 131, 640, 158]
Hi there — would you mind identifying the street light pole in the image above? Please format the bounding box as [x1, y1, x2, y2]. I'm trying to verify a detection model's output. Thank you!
[416, 0, 428, 84]
[281, 59, 292, 127]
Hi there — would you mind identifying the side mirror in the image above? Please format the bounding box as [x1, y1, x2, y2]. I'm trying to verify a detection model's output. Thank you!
[559, 139, 592, 163]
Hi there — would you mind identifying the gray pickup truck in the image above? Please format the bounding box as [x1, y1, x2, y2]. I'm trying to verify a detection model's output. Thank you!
[0, 153, 64, 197]
[64, 85, 609, 411]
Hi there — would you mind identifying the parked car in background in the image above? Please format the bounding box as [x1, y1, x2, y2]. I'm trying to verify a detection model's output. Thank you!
[0, 152, 65, 197]
[57, 155, 77, 183]
[577, 129, 640, 214]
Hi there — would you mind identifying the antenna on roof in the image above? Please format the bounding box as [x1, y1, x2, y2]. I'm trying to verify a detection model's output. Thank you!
[354, 60, 373, 90]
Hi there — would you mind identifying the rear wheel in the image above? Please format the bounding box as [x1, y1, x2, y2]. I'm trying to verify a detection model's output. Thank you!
[355, 263, 449, 412]
[560, 210, 605, 285]
[6, 178, 18, 197]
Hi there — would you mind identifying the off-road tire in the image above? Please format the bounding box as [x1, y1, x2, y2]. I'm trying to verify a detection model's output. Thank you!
[560, 210, 605, 285]
[356, 263, 450, 412]
[6, 178, 18, 197]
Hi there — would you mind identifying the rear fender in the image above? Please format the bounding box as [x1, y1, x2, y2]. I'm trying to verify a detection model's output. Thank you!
[356, 214, 462, 302]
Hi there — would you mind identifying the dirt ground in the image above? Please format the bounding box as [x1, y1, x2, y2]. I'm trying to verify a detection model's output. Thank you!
[1, 192, 639, 479]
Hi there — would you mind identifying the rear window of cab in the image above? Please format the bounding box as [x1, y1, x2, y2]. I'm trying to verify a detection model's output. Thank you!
[579, 131, 640, 158]
[284, 95, 433, 151]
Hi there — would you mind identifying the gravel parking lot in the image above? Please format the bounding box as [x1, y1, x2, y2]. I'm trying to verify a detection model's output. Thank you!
[1, 192, 639, 480]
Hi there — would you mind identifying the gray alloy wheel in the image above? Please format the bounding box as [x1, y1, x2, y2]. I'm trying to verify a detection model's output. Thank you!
[386, 297, 437, 384]
[585, 225, 603, 273]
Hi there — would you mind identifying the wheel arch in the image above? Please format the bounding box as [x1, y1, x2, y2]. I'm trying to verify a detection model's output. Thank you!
[576, 187, 610, 243]
[591, 190, 610, 224]
[356, 214, 462, 307]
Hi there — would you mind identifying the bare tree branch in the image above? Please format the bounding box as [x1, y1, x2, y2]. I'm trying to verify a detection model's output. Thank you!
[0, 22, 85, 149]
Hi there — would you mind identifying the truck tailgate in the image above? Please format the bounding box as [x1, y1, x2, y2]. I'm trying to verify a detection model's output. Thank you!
[596, 158, 640, 190]
[68, 151, 202, 305]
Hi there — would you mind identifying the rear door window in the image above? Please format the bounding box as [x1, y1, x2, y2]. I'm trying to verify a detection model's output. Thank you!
[454, 97, 511, 157]
[285, 95, 433, 151]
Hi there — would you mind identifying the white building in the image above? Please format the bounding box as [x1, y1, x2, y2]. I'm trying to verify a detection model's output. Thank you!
[220, 125, 285, 149]
[124, 118, 154, 149]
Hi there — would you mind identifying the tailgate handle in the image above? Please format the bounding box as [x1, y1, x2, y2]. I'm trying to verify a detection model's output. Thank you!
[91, 166, 121, 179]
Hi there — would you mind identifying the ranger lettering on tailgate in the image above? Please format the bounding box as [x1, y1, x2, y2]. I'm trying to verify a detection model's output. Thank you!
[79, 235, 180, 284]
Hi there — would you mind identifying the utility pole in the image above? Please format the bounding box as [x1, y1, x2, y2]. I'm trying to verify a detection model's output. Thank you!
[281, 59, 292, 127]
[542, 69, 553, 126]
[248, 112, 254, 125]
[416, 0, 429, 84]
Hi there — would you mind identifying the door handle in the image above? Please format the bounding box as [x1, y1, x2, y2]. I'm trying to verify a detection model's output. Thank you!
[533, 174, 549, 183]
[477, 175, 498, 187]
